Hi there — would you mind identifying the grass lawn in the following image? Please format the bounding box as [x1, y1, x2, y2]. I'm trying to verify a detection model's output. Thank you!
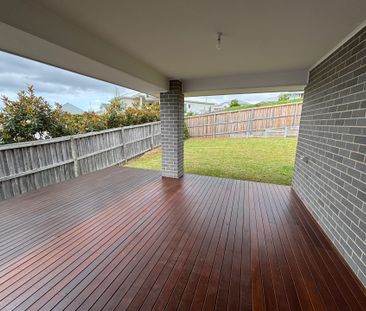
[126, 137, 298, 185]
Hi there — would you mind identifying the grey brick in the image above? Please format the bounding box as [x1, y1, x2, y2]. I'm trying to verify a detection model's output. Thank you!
[160, 80, 184, 178]
[293, 25, 366, 287]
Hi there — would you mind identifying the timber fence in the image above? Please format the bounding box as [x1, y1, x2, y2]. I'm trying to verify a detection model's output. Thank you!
[0, 122, 161, 200]
[185, 102, 302, 138]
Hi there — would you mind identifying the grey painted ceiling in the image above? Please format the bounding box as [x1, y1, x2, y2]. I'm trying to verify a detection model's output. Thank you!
[34, 0, 366, 79]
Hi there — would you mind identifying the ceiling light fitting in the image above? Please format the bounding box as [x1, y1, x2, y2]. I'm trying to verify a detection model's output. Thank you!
[216, 32, 222, 50]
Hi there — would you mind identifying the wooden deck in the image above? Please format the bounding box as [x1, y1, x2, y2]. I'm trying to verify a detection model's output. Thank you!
[0, 167, 364, 310]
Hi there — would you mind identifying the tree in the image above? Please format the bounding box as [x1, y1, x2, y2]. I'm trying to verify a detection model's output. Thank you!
[278, 93, 290, 101]
[0, 86, 55, 143]
[230, 99, 240, 107]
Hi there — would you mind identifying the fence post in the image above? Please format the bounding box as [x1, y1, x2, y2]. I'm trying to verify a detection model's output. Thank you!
[292, 104, 297, 126]
[205, 116, 208, 138]
[248, 109, 254, 137]
[236, 111, 239, 136]
[70, 137, 79, 177]
[121, 127, 126, 163]
[213, 114, 216, 138]
[284, 126, 288, 137]
[150, 123, 154, 149]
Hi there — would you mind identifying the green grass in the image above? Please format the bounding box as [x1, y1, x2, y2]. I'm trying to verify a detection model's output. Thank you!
[225, 98, 303, 112]
[126, 137, 298, 185]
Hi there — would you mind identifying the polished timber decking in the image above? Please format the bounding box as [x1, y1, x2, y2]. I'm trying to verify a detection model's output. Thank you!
[0, 167, 364, 311]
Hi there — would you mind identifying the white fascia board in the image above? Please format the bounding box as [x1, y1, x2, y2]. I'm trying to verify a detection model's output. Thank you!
[0, 0, 168, 95]
[183, 69, 308, 96]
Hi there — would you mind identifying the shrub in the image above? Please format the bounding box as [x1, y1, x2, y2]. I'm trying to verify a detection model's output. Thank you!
[70, 112, 107, 133]
[278, 93, 290, 101]
[230, 99, 240, 107]
[184, 122, 189, 140]
[120, 102, 160, 126]
[48, 104, 78, 137]
[104, 95, 127, 128]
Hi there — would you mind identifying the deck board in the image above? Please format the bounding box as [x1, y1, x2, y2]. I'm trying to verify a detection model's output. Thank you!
[0, 167, 364, 310]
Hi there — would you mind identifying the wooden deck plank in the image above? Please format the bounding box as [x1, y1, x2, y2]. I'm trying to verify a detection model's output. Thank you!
[250, 183, 267, 311]
[257, 184, 292, 311]
[0, 167, 364, 311]
[119, 179, 220, 310]
[240, 181, 252, 311]
[2, 176, 170, 309]
[178, 178, 235, 310]
[281, 187, 366, 311]
[125, 174, 221, 310]
[41, 177, 198, 311]
[14, 178, 181, 310]
[87, 175, 208, 311]
[0, 174, 161, 282]
[183, 179, 233, 310]
[227, 180, 244, 311]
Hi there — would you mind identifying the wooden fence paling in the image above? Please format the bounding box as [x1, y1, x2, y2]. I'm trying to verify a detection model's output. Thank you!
[150, 123, 154, 148]
[70, 137, 79, 177]
[185, 102, 302, 138]
[0, 122, 161, 200]
[120, 127, 126, 163]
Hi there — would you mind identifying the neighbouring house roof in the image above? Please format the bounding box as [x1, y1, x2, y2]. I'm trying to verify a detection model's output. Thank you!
[119, 93, 158, 103]
[131, 92, 158, 100]
[61, 103, 84, 114]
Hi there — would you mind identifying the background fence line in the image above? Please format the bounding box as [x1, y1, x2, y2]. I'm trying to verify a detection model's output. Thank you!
[185, 102, 302, 138]
[0, 122, 161, 200]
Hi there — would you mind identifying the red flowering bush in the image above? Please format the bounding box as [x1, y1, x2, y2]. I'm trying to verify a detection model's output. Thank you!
[0, 86, 160, 144]
[0, 86, 55, 143]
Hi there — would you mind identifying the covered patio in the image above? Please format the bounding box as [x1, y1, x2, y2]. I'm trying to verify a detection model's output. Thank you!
[0, 167, 364, 310]
[0, 0, 365, 310]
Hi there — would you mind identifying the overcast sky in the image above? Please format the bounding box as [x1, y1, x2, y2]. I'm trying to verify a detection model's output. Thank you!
[0, 51, 300, 111]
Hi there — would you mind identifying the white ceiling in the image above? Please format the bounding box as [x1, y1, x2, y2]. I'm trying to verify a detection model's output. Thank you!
[0, 0, 366, 95]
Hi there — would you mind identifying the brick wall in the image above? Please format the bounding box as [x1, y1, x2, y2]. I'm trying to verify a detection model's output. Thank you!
[160, 80, 184, 178]
[293, 26, 366, 286]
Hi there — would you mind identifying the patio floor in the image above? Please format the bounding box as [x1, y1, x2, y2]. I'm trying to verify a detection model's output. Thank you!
[0, 167, 364, 310]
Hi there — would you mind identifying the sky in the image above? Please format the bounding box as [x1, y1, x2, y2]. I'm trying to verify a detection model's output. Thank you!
[0, 51, 301, 111]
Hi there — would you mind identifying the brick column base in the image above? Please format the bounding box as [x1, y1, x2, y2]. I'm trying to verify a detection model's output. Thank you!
[160, 80, 184, 178]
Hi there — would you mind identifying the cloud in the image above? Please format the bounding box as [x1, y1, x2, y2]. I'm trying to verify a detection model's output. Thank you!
[0, 51, 137, 109]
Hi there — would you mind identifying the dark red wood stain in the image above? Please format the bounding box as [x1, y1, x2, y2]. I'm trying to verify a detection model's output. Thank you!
[0, 167, 364, 310]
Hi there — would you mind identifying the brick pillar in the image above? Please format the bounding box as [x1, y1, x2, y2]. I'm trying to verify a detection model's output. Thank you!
[160, 80, 184, 178]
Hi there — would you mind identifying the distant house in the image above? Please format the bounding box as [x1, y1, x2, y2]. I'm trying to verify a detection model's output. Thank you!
[61, 103, 84, 114]
[117, 93, 158, 107]
[97, 93, 158, 114]
[184, 100, 216, 115]
[129, 93, 158, 106]
[289, 92, 304, 99]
